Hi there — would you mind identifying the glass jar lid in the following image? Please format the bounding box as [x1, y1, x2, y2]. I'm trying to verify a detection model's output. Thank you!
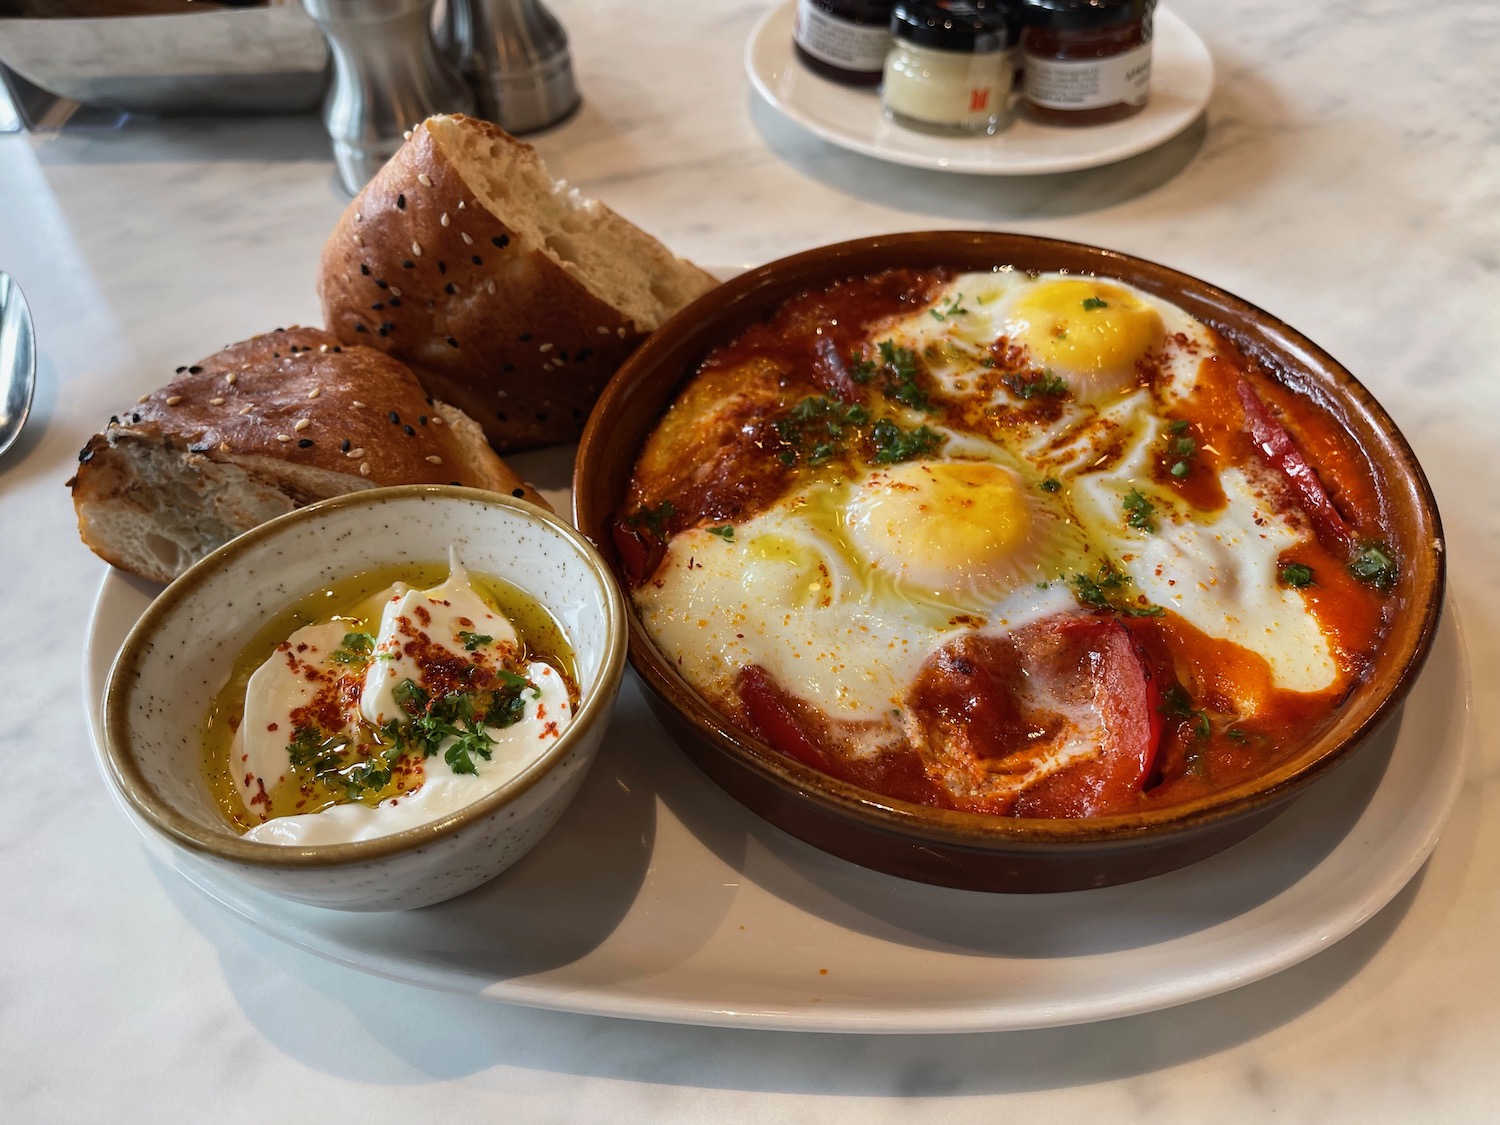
[891, 0, 1012, 53]
[1021, 0, 1152, 32]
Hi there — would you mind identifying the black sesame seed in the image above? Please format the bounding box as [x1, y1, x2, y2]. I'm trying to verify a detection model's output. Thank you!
[396, 193, 406, 210]
[188, 365, 203, 374]
[535, 411, 548, 422]
[273, 327, 285, 333]
[389, 297, 402, 308]
[377, 327, 388, 338]
[389, 411, 400, 424]
[471, 255, 483, 266]
[401, 260, 415, 270]
[340, 439, 351, 452]
[518, 332, 532, 342]
[381, 322, 395, 332]
[575, 346, 591, 362]
[511, 487, 525, 498]
[360, 263, 371, 276]
[403, 424, 415, 436]
[418, 415, 428, 425]
[175, 365, 186, 374]
[109, 415, 119, 425]
[273, 352, 281, 358]
[189, 442, 212, 453]
[558, 350, 569, 362]
[446, 337, 459, 348]
[371, 302, 384, 310]
[496, 410, 509, 422]
[502, 362, 514, 373]
[450, 481, 462, 487]
[444, 283, 456, 295]
[375, 279, 389, 290]
[78, 445, 93, 463]
[437, 261, 446, 275]
[571, 408, 584, 421]
[332, 346, 342, 353]
[298, 438, 314, 448]
[355, 324, 368, 333]
[491, 235, 510, 248]
[131, 412, 141, 423]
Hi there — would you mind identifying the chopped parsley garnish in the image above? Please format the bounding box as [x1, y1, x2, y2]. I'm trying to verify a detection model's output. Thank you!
[380, 674, 540, 776]
[1002, 370, 1069, 401]
[459, 630, 494, 651]
[1081, 296, 1109, 311]
[774, 395, 871, 466]
[848, 351, 876, 383]
[1348, 542, 1398, 591]
[707, 525, 735, 541]
[330, 631, 375, 665]
[875, 339, 931, 411]
[1040, 477, 1062, 493]
[870, 419, 943, 464]
[1280, 563, 1315, 589]
[286, 724, 348, 773]
[1162, 419, 1197, 479]
[1123, 488, 1157, 533]
[631, 499, 675, 536]
[1069, 563, 1165, 618]
[1161, 685, 1212, 742]
[930, 293, 969, 321]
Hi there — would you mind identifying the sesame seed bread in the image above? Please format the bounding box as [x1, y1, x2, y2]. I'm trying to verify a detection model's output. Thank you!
[69, 327, 550, 585]
[318, 114, 720, 452]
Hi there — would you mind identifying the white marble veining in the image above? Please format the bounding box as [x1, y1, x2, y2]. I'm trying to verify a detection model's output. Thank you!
[2, 0, 1498, 1120]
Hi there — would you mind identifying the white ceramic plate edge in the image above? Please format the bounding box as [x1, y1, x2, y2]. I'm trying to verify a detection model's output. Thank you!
[83, 565, 1470, 1034]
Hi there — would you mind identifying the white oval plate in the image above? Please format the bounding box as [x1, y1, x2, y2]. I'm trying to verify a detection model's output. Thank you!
[746, 1, 1215, 175]
[85, 556, 1469, 1033]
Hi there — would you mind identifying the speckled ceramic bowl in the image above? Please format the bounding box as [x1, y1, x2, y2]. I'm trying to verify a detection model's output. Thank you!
[573, 230, 1446, 893]
[102, 486, 627, 912]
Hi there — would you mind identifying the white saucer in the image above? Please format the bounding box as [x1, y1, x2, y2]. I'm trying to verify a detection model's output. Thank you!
[746, 2, 1215, 175]
[84, 555, 1469, 1033]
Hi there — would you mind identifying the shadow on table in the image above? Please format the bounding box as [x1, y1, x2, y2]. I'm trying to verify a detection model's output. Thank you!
[746, 50, 1293, 223]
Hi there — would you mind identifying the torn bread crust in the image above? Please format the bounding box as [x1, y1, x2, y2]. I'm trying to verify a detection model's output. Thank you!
[70, 326, 549, 584]
[319, 115, 719, 452]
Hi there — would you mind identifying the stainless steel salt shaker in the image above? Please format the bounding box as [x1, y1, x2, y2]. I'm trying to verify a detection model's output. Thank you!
[443, 0, 580, 134]
[300, 0, 476, 196]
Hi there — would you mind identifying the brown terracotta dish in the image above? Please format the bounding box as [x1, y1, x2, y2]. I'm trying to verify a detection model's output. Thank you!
[572, 231, 1445, 892]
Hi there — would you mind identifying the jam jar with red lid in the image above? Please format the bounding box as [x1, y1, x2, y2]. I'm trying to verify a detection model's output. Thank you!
[1021, 0, 1155, 125]
[794, 0, 896, 87]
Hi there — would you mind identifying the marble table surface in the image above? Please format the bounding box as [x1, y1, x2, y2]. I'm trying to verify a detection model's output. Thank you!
[3, 0, 1497, 1120]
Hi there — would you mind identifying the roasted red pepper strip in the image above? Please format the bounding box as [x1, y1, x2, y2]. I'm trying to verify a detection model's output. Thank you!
[611, 518, 662, 589]
[813, 335, 865, 405]
[1013, 617, 1163, 818]
[1237, 378, 1355, 554]
[737, 664, 835, 774]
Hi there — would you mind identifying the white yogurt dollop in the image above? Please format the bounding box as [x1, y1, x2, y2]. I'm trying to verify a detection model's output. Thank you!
[231, 552, 574, 845]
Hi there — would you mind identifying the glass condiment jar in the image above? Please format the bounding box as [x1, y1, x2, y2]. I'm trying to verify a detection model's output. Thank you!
[881, 0, 1014, 136]
[793, 0, 896, 87]
[1020, 0, 1154, 125]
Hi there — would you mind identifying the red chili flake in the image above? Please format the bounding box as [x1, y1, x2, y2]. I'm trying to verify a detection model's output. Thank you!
[267, 722, 278, 731]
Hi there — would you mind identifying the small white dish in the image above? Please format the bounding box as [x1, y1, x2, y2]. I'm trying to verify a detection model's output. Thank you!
[99, 485, 628, 912]
[746, 1, 1215, 176]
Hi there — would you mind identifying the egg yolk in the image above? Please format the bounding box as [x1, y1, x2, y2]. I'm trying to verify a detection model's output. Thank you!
[1008, 279, 1165, 392]
[845, 461, 1034, 597]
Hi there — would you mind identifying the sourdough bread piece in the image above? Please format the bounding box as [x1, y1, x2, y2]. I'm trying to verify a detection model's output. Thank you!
[319, 114, 719, 451]
[70, 327, 550, 584]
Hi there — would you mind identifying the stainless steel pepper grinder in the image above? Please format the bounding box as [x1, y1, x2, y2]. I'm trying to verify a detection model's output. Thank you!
[300, 0, 476, 196]
[441, 0, 581, 134]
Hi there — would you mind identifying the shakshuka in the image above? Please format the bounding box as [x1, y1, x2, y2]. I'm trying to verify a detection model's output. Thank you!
[612, 268, 1398, 818]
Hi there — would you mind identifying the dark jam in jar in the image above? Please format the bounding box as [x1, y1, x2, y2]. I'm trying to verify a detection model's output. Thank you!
[793, 0, 896, 87]
[1021, 0, 1154, 125]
